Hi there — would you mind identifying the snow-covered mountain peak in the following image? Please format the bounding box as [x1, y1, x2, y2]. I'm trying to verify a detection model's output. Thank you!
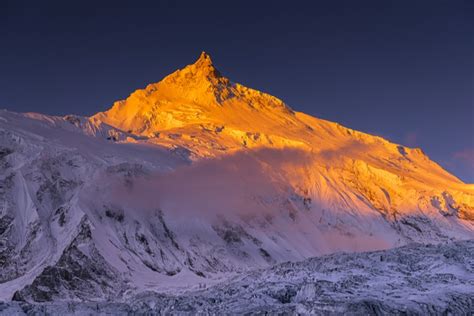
[155, 50, 231, 102]
[160, 51, 225, 87]
[191, 51, 219, 75]
[91, 52, 291, 136]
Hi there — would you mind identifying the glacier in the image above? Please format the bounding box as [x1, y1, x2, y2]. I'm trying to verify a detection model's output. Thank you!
[1, 241, 473, 314]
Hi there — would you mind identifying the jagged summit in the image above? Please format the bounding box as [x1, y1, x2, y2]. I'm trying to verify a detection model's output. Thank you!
[171, 51, 223, 81]
[159, 51, 228, 93]
[198, 51, 212, 62]
[91, 52, 291, 135]
[193, 51, 216, 71]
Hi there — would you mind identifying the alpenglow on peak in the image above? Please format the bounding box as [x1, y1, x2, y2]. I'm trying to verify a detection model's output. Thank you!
[195, 51, 214, 67]
[91, 52, 290, 134]
[182, 51, 224, 80]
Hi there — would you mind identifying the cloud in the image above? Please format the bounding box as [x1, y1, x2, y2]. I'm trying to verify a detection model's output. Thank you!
[95, 147, 313, 219]
[93, 142, 383, 220]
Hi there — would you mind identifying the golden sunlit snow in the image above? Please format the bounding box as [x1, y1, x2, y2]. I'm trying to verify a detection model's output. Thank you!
[91, 52, 473, 223]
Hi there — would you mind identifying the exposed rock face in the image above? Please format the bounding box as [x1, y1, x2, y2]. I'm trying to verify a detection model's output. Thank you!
[12, 219, 127, 303]
[0, 52, 472, 308]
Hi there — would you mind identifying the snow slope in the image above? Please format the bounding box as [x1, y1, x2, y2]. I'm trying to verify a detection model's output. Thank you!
[0, 52, 472, 303]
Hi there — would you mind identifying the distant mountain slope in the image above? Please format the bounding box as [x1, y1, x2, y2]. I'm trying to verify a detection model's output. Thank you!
[0, 52, 472, 303]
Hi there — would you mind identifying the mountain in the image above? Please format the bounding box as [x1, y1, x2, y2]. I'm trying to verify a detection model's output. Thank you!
[0, 52, 472, 304]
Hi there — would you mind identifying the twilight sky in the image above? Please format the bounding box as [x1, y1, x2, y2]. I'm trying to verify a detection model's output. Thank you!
[1, 0, 473, 182]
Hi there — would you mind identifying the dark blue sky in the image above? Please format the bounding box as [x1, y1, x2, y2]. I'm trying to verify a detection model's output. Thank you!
[1, 1, 473, 182]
